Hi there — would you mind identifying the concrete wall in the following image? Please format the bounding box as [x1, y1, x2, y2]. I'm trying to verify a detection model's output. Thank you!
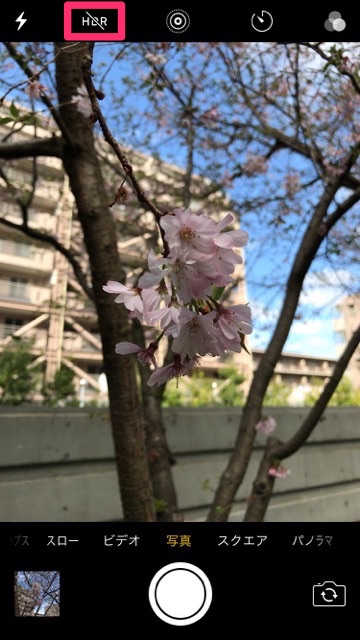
[0, 407, 359, 522]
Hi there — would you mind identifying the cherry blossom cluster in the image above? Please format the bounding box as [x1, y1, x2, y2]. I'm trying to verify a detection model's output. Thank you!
[71, 85, 93, 118]
[103, 207, 252, 386]
[25, 80, 47, 99]
[242, 153, 268, 176]
[255, 416, 277, 435]
[268, 466, 291, 479]
[255, 418, 291, 479]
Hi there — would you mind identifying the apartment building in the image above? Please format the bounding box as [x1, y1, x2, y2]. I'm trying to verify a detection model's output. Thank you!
[334, 294, 360, 389]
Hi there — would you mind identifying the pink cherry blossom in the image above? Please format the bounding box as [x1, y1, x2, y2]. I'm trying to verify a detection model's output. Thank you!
[169, 308, 218, 360]
[25, 80, 46, 99]
[243, 153, 268, 176]
[31, 582, 42, 596]
[147, 355, 196, 386]
[71, 84, 93, 118]
[255, 416, 277, 435]
[141, 283, 171, 324]
[211, 326, 242, 355]
[146, 304, 180, 330]
[137, 249, 171, 289]
[215, 303, 253, 339]
[115, 341, 158, 368]
[168, 256, 214, 303]
[160, 208, 216, 261]
[102, 281, 143, 316]
[202, 106, 220, 120]
[283, 173, 301, 197]
[104, 207, 253, 385]
[197, 245, 243, 283]
[214, 213, 249, 248]
[145, 52, 167, 66]
[138, 249, 210, 304]
[268, 466, 291, 479]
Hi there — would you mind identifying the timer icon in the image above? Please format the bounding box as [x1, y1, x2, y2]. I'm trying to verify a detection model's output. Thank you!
[251, 10, 273, 32]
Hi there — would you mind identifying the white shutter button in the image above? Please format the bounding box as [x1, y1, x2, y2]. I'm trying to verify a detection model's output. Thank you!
[148, 562, 212, 626]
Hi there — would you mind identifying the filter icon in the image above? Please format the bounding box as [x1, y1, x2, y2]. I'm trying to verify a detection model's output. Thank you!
[324, 11, 346, 32]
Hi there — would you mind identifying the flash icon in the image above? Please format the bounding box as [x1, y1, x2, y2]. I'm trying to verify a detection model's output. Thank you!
[15, 11, 27, 31]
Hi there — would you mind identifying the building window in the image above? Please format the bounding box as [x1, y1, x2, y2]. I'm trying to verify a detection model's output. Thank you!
[0, 239, 32, 257]
[6, 277, 29, 300]
[0, 317, 24, 338]
[5, 317, 24, 327]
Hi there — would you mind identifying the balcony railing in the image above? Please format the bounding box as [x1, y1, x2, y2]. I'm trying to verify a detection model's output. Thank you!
[0, 279, 29, 301]
[0, 323, 23, 339]
[0, 239, 32, 257]
[0, 324, 48, 347]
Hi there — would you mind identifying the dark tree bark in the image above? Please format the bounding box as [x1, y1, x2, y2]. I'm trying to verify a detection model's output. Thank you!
[0, 137, 63, 159]
[132, 319, 180, 521]
[54, 42, 154, 521]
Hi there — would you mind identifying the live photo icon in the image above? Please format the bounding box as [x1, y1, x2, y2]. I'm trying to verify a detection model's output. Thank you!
[64, 2, 126, 40]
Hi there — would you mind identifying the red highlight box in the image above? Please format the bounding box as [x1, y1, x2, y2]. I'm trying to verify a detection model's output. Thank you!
[64, 2, 126, 41]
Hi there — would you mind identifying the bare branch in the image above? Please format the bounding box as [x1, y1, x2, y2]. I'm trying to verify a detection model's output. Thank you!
[3, 42, 73, 145]
[0, 136, 63, 159]
[301, 42, 360, 95]
[0, 216, 94, 301]
[79, 48, 171, 256]
[276, 324, 360, 459]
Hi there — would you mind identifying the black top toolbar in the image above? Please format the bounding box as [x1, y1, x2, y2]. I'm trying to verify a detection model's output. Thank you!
[1, 3, 359, 41]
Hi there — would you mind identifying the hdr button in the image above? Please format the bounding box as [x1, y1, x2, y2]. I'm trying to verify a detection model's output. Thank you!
[148, 562, 212, 626]
[64, 2, 126, 41]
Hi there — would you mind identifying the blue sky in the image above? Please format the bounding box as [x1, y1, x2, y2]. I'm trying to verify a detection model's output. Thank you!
[1, 42, 358, 360]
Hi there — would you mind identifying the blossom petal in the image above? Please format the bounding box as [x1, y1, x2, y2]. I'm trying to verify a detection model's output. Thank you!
[103, 281, 128, 294]
[115, 342, 142, 354]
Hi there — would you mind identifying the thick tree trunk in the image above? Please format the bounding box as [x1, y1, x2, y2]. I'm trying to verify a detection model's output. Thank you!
[55, 42, 154, 521]
[142, 391, 180, 521]
[132, 320, 180, 521]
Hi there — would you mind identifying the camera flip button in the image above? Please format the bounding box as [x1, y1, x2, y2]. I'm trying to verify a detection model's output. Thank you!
[312, 581, 346, 607]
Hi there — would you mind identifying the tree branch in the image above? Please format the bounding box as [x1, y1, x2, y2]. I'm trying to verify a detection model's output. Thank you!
[0, 216, 94, 301]
[275, 323, 360, 460]
[217, 46, 360, 191]
[79, 48, 171, 256]
[0, 136, 63, 160]
[301, 43, 360, 95]
[3, 42, 73, 146]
